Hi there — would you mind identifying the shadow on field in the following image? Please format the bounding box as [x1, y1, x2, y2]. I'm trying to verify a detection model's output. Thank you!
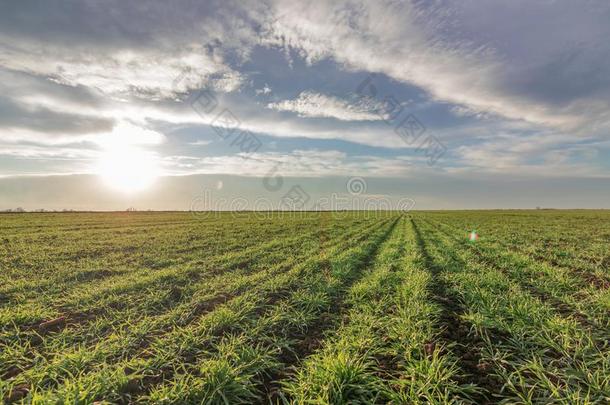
[410, 218, 503, 404]
[425, 218, 604, 337]
[262, 215, 402, 402]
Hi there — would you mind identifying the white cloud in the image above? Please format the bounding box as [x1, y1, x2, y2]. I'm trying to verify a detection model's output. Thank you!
[90, 121, 166, 148]
[255, 84, 272, 95]
[268, 91, 386, 121]
[0, 46, 244, 100]
[0, 144, 95, 160]
[162, 149, 426, 178]
[1, 0, 609, 183]
[263, 0, 610, 132]
[452, 134, 605, 177]
[450, 105, 493, 120]
[189, 140, 214, 146]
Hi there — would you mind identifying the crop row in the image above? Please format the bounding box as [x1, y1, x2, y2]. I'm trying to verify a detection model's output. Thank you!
[1, 214, 396, 402]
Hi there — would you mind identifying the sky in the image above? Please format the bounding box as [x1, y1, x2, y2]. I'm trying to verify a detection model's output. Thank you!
[1, 0, 610, 210]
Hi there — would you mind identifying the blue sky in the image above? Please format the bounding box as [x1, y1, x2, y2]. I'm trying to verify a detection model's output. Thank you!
[1, 0, 610, 210]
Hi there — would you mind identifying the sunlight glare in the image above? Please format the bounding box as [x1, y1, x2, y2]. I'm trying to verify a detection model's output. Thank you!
[97, 147, 161, 193]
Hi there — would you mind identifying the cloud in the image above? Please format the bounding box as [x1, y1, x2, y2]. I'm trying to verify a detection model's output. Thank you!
[162, 149, 427, 178]
[0, 144, 96, 160]
[0, 0, 260, 100]
[91, 121, 166, 148]
[188, 140, 214, 146]
[451, 133, 605, 178]
[1, 0, 609, 187]
[255, 84, 272, 95]
[4, 1, 610, 132]
[263, 0, 610, 132]
[0, 68, 116, 141]
[0, 96, 115, 136]
[1, 46, 244, 100]
[267, 91, 386, 121]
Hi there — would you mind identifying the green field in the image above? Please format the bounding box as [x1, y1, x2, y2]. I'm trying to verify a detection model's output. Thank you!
[1, 211, 609, 404]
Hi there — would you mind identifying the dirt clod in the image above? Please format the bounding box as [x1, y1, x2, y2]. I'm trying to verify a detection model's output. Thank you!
[38, 316, 66, 331]
[424, 342, 436, 356]
[4, 384, 29, 403]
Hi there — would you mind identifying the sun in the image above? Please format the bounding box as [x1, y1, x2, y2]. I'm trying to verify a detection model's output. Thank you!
[97, 147, 161, 193]
[94, 122, 164, 193]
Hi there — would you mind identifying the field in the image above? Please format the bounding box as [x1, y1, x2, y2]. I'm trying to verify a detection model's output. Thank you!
[1, 210, 610, 404]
